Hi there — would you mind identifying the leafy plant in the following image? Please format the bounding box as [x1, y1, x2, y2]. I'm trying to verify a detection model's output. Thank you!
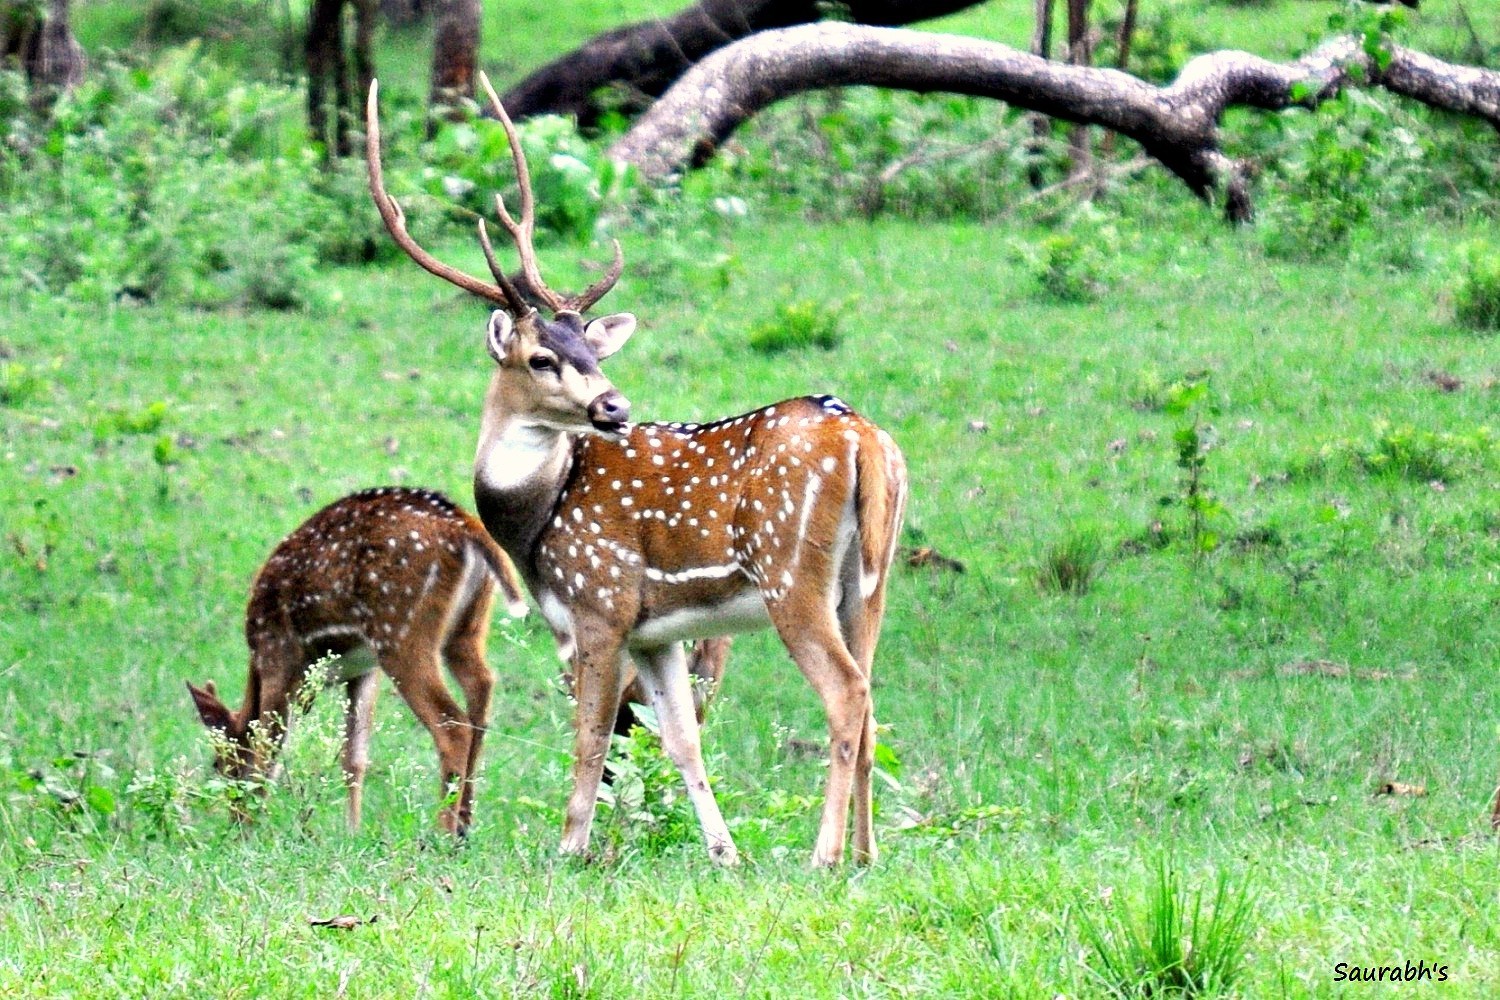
[1352, 422, 1493, 484]
[597, 709, 713, 856]
[426, 111, 635, 245]
[0, 47, 363, 309]
[1256, 92, 1427, 261]
[748, 299, 844, 353]
[1158, 372, 1230, 561]
[1017, 212, 1120, 303]
[0, 357, 56, 406]
[1078, 859, 1258, 998]
[93, 400, 169, 441]
[1452, 241, 1500, 331]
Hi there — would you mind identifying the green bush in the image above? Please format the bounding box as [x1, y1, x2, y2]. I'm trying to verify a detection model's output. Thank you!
[1255, 92, 1430, 261]
[1016, 213, 1120, 303]
[748, 300, 844, 353]
[0, 46, 392, 308]
[425, 111, 635, 245]
[1453, 242, 1500, 331]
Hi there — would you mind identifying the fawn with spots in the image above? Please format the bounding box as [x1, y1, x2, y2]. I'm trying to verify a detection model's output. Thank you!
[187, 487, 529, 836]
[367, 75, 908, 866]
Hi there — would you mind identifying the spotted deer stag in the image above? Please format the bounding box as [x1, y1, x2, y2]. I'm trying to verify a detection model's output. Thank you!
[366, 76, 907, 866]
[186, 487, 528, 835]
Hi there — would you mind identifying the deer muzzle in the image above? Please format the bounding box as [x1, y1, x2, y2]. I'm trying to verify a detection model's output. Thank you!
[588, 390, 631, 433]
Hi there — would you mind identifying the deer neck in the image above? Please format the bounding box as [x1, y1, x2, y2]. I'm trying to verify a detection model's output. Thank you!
[472, 384, 576, 579]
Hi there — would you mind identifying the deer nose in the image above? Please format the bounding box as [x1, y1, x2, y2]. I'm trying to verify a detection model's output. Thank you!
[588, 391, 631, 430]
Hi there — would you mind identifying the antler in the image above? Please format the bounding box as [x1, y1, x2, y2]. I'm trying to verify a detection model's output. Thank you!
[365, 80, 528, 313]
[476, 72, 623, 315]
[365, 75, 624, 317]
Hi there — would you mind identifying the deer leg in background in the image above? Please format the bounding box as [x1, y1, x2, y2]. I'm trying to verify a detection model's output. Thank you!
[341, 670, 381, 831]
[442, 602, 496, 831]
[631, 642, 738, 865]
[769, 604, 871, 868]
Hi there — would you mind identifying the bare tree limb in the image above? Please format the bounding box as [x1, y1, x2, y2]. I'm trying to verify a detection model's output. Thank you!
[608, 23, 1500, 221]
[498, 0, 986, 125]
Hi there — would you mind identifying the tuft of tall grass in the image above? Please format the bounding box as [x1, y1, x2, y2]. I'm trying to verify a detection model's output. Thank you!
[1032, 529, 1107, 596]
[1078, 858, 1258, 999]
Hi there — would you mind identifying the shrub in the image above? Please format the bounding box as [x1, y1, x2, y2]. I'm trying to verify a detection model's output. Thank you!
[0, 47, 394, 308]
[1453, 242, 1500, 331]
[597, 710, 724, 856]
[1016, 211, 1120, 303]
[1255, 92, 1427, 261]
[748, 300, 844, 353]
[425, 111, 635, 245]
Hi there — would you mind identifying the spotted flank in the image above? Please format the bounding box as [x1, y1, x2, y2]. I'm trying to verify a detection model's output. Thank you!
[248, 486, 527, 657]
[529, 395, 908, 644]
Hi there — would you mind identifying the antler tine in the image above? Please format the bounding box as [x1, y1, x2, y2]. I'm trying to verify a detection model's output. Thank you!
[365, 79, 524, 312]
[476, 219, 529, 314]
[477, 72, 568, 314]
[565, 239, 624, 313]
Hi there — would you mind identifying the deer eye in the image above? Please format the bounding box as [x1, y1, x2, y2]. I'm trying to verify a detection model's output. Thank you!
[528, 354, 558, 373]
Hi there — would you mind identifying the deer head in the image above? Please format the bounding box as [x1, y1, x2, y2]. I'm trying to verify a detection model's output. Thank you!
[185, 679, 258, 781]
[365, 75, 636, 439]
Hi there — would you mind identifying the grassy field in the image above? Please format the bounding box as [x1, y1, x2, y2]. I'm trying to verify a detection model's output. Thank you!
[5, 1, 1500, 997]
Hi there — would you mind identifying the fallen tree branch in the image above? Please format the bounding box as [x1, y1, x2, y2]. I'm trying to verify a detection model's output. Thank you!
[607, 23, 1500, 220]
[498, 0, 984, 125]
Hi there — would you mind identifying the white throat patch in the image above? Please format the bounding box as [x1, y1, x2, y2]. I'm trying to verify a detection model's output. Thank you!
[477, 424, 567, 492]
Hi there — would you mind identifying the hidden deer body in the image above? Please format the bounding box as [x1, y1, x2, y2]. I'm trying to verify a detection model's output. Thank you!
[367, 76, 908, 866]
[187, 487, 527, 835]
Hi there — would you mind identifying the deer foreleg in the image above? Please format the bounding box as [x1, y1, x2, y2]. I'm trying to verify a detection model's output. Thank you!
[559, 628, 627, 858]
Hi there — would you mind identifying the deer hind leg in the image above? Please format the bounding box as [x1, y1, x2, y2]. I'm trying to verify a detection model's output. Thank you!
[382, 641, 473, 836]
[837, 546, 887, 866]
[768, 596, 870, 868]
[631, 643, 739, 866]
[341, 670, 381, 832]
[559, 622, 628, 859]
[442, 592, 496, 833]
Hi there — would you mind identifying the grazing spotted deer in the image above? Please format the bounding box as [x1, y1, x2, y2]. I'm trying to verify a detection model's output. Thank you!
[186, 487, 528, 835]
[366, 76, 908, 866]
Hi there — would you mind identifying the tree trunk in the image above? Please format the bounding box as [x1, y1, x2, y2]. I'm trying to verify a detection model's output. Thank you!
[1100, 0, 1138, 157]
[351, 0, 377, 113]
[498, 0, 986, 126]
[6, 0, 85, 105]
[1064, 0, 1092, 183]
[608, 23, 1500, 222]
[307, 0, 349, 155]
[1026, 0, 1055, 187]
[430, 0, 481, 118]
[307, 0, 379, 158]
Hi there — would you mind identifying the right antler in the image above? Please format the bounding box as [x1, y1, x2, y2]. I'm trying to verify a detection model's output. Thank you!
[474, 74, 623, 315]
[365, 75, 623, 317]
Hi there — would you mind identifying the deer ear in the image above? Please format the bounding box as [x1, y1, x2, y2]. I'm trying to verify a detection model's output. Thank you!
[187, 681, 234, 733]
[486, 310, 516, 363]
[583, 313, 635, 360]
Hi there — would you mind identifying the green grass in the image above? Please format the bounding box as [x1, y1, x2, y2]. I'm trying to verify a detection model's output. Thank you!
[3, 197, 1498, 995]
[6, 0, 1500, 994]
